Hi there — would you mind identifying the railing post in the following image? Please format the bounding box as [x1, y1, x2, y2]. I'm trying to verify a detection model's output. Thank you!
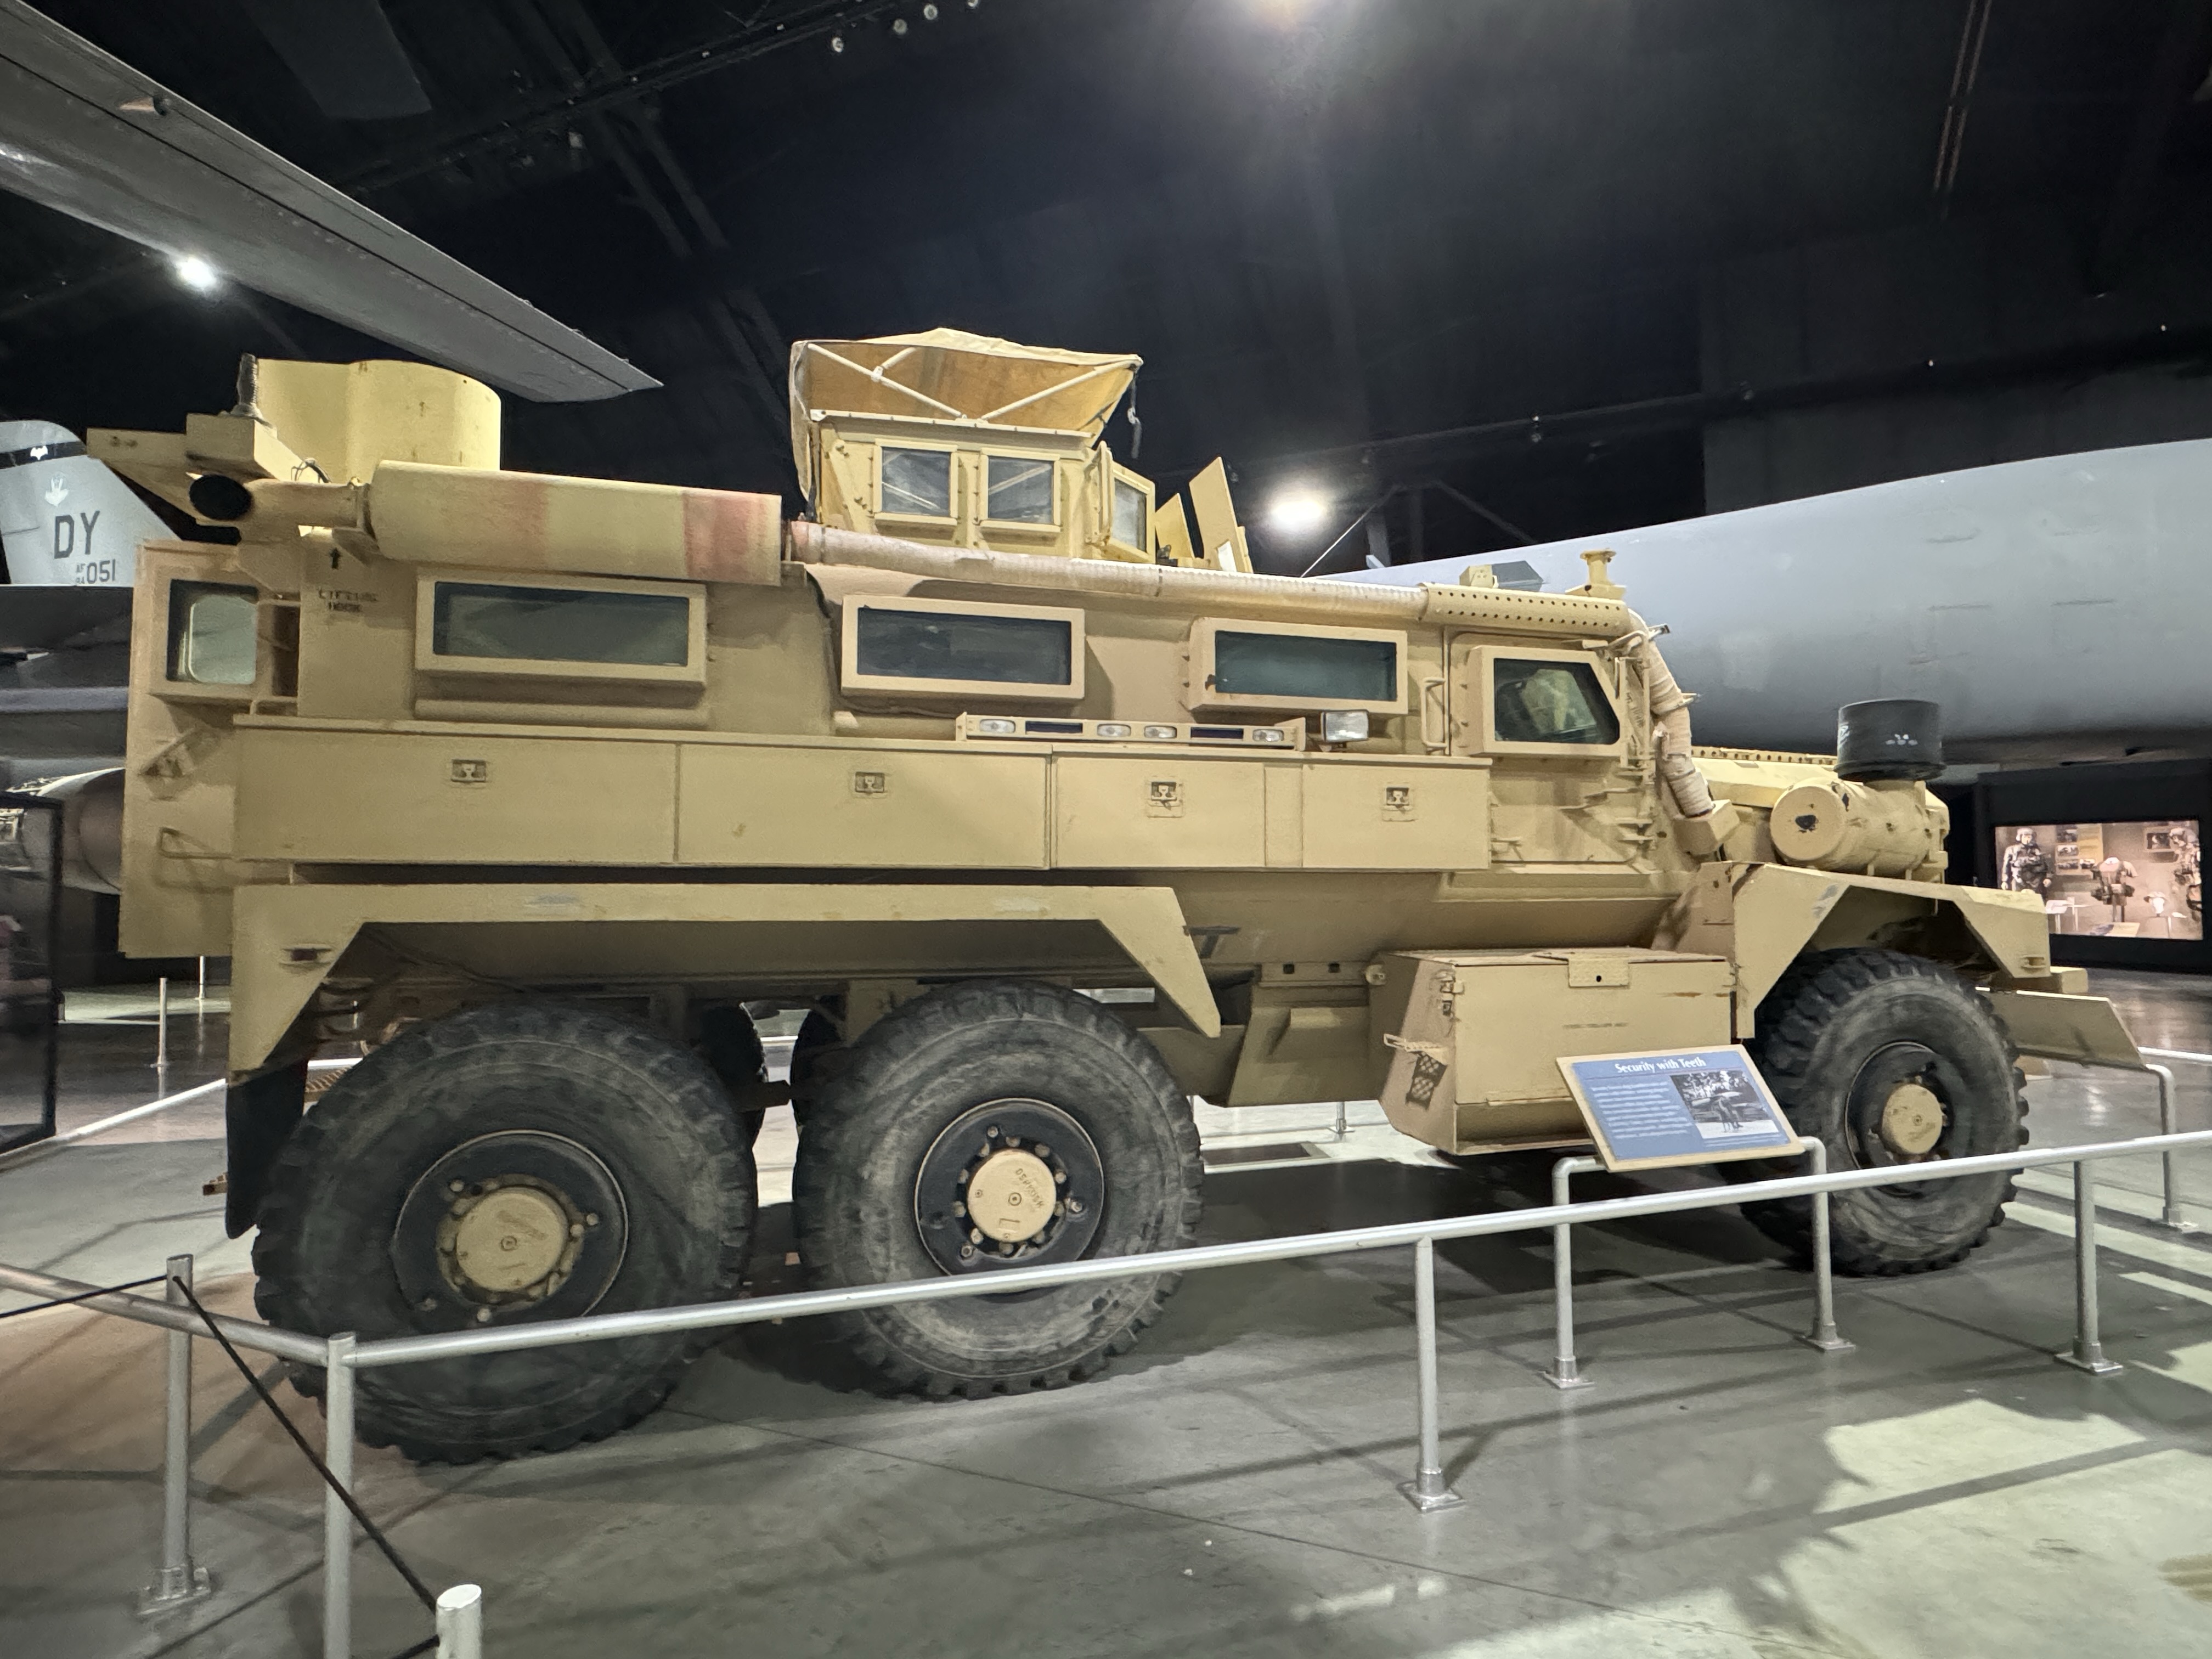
[1544, 1156, 1598, 1390]
[1798, 1141, 1853, 1353]
[2148, 1065, 2194, 1232]
[323, 1332, 358, 1659]
[154, 976, 170, 1088]
[2056, 1160, 2124, 1375]
[1332, 1099, 1348, 1142]
[1398, 1237, 1464, 1511]
[436, 1583, 483, 1659]
[137, 1254, 213, 1616]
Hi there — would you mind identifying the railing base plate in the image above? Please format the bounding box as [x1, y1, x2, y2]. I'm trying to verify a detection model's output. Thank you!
[1398, 1479, 1466, 1513]
[2053, 1348, 2124, 1376]
[137, 1564, 213, 1617]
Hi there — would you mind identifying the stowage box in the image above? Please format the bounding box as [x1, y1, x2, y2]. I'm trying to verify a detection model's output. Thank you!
[1372, 948, 1734, 1154]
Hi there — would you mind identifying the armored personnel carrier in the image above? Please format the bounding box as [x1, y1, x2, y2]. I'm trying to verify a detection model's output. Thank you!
[76, 337, 2126, 1461]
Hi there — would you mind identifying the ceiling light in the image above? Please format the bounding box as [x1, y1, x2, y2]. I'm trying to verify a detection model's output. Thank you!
[1266, 488, 1328, 536]
[172, 255, 219, 293]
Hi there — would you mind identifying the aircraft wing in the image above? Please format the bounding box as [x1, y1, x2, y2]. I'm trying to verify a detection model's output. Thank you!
[0, 0, 657, 403]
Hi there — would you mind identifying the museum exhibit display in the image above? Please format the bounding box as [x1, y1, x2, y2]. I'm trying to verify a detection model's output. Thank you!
[24, 342, 2123, 1464]
[1973, 758, 2212, 970]
[6, 3, 2212, 1655]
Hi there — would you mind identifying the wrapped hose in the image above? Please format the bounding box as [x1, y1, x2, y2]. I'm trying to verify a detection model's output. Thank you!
[1628, 609, 1718, 821]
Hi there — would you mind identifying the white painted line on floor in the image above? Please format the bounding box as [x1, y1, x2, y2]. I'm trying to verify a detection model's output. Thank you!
[2015, 1167, 2212, 1230]
[2004, 1197, 2212, 1279]
[2121, 1271, 2212, 1308]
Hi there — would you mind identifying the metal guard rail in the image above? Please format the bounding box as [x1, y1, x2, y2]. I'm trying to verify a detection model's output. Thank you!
[6, 1120, 2209, 1656]
[6, 1125, 2209, 1367]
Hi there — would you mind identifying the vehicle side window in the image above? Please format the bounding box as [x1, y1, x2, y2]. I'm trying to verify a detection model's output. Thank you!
[165, 580, 258, 686]
[986, 456, 1054, 524]
[1111, 478, 1147, 548]
[1214, 631, 1397, 703]
[855, 608, 1073, 687]
[1492, 659, 1620, 746]
[431, 582, 691, 668]
[881, 447, 952, 517]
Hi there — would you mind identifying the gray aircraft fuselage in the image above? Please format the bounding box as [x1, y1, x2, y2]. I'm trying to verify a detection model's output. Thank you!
[1341, 439, 2212, 763]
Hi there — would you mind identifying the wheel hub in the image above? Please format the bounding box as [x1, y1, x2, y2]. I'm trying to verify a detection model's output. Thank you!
[1878, 1081, 1946, 1157]
[965, 1148, 1057, 1243]
[391, 1130, 629, 1329]
[914, 1098, 1106, 1276]
[448, 1182, 573, 1295]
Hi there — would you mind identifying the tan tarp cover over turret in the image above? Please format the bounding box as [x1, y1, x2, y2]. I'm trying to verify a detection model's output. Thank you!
[789, 328, 1141, 490]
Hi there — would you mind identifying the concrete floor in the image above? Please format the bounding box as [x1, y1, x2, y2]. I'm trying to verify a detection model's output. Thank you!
[5, 972, 2212, 1658]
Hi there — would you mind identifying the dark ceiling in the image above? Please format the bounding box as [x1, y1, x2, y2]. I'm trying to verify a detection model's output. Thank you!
[3, 0, 2208, 571]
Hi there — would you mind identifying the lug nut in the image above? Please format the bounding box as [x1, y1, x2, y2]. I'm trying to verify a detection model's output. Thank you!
[585, 1213, 600, 1227]
[986, 1125, 1000, 1138]
[475, 1307, 492, 1323]
[448, 1180, 465, 1193]
[952, 1201, 967, 1217]
[1033, 1143, 1051, 1158]
[1054, 1169, 1067, 1183]
[1068, 1198, 1085, 1215]
[969, 1227, 983, 1243]
[960, 1245, 975, 1260]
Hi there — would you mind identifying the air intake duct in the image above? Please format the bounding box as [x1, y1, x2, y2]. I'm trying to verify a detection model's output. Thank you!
[1836, 698, 1944, 783]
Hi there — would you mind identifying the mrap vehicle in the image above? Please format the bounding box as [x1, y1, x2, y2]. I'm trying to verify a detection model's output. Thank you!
[76, 335, 2134, 1462]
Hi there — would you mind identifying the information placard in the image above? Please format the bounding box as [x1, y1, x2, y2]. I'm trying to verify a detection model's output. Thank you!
[1556, 1046, 1801, 1172]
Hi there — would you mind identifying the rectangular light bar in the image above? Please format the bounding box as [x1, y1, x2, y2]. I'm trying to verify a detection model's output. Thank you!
[958, 714, 1305, 750]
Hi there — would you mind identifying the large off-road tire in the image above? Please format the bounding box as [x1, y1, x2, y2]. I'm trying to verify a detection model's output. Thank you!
[786, 1008, 844, 1130]
[791, 980, 1203, 1396]
[697, 1003, 769, 1145]
[1739, 949, 2025, 1276]
[253, 1002, 755, 1462]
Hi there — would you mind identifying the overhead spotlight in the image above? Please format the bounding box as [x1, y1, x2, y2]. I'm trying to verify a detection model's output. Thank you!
[830, 32, 845, 51]
[923, 2, 939, 16]
[1266, 488, 1328, 536]
[892, 16, 909, 34]
[172, 255, 219, 293]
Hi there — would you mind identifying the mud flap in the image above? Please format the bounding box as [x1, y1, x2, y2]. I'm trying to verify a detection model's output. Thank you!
[223, 1057, 308, 1237]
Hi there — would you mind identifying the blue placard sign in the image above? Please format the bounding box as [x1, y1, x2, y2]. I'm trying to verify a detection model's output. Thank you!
[1557, 1046, 1800, 1171]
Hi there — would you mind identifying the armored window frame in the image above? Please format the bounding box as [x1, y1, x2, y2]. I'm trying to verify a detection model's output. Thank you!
[874, 442, 957, 524]
[1184, 618, 1408, 716]
[1472, 645, 1626, 758]
[413, 568, 707, 689]
[155, 573, 261, 704]
[981, 453, 1059, 533]
[1107, 465, 1152, 558]
[840, 595, 1086, 703]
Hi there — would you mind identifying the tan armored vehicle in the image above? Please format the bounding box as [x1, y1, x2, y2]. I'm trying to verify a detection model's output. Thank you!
[79, 339, 2122, 1461]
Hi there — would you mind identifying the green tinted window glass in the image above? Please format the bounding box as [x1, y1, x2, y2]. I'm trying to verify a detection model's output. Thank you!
[856, 608, 1072, 686]
[1111, 478, 1147, 548]
[165, 580, 257, 685]
[1492, 658, 1620, 745]
[1212, 631, 1397, 702]
[432, 583, 691, 667]
[881, 447, 951, 517]
[986, 455, 1054, 523]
